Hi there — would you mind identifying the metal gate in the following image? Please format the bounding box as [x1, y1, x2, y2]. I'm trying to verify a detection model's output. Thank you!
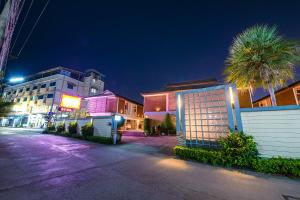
[176, 84, 242, 147]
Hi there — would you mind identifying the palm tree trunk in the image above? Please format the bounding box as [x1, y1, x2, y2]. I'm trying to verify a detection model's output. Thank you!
[268, 83, 277, 106]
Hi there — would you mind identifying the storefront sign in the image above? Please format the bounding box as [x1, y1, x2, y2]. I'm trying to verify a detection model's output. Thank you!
[58, 107, 73, 112]
[60, 94, 81, 109]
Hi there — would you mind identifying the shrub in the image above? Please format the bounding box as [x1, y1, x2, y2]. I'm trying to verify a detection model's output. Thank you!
[219, 132, 258, 168]
[174, 146, 223, 166]
[161, 113, 176, 135]
[56, 122, 65, 133]
[252, 157, 300, 177]
[47, 124, 56, 132]
[144, 118, 151, 135]
[174, 146, 300, 177]
[68, 122, 78, 135]
[86, 136, 113, 144]
[81, 122, 94, 138]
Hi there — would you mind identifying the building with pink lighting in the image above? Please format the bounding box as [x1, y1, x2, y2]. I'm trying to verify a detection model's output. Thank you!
[141, 79, 223, 125]
[141, 78, 253, 129]
[85, 90, 144, 131]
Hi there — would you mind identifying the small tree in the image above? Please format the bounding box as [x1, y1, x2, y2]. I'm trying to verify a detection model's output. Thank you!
[68, 122, 78, 135]
[0, 98, 13, 117]
[161, 113, 176, 135]
[56, 122, 65, 133]
[144, 118, 151, 135]
[81, 122, 94, 138]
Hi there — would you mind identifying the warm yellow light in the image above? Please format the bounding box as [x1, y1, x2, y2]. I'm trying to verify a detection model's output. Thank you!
[177, 94, 182, 109]
[156, 158, 189, 170]
[13, 104, 27, 112]
[229, 87, 234, 104]
[155, 107, 161, 112]
[60, 94, 81, 109]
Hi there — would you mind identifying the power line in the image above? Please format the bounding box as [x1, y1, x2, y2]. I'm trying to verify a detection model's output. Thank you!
[16, 0, 50, 57]
[11, 0, 34, 53]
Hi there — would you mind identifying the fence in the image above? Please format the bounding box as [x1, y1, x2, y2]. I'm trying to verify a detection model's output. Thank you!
[240, 105, 300, 158]
[54, 116, 113, 138]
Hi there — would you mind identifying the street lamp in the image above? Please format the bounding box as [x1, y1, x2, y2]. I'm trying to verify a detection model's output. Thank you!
[9, 77, 24, 83]
[113, 115, 123, 145]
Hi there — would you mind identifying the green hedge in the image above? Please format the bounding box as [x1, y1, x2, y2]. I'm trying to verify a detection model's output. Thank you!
[56, 122, 65, 133]
[86, 136, 113, 144]
[81, 122, 94, 137]
[68, 122, 78, 135]
[174, 146, 300, 177]
[46, 124, 56, 132]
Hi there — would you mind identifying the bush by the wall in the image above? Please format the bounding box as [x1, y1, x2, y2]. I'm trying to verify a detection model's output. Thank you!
[81, 122, 94, 138]
[86, 136, 113, 144]
[253, 157, 300, 177]
[68, 122, 78, 135]
[174, 146, 223, 166]
[144, 118, 151, 135]
[174, 146, 300, 177]
[219, 132, 258, 168]
[47, 124, 56, 132]
[161, 113, 176, 135]
[56, 122, 65, 133]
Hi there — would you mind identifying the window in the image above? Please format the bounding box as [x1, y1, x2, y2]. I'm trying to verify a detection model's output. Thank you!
[47, 94, 54, 98]
[23, 97, 28, 102]
[30, 96, 35, 101]
[26, 87, 30, 91]
[7, 92, 11, 95]
[13, 90, 16, 94]
[41, 84, 47, 88]
[50, 82, 56, 87]
[67, 83, 74, 89]
[38, 95, 44, 100]
[91, 88, 97, 94]
[19, 89, 23, 93]
[32, 86, 38, 90]
[17, 98, 21, 103]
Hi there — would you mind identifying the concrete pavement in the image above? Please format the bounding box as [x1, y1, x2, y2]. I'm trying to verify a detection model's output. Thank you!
[0, 128, 299, 200]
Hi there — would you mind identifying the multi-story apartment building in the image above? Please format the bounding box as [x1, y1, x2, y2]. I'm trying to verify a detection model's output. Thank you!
[85, 90, 144, 131]
[1, 67, 104, 128]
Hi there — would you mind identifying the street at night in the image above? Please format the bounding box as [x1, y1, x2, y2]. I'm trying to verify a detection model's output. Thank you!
[0, 128, 299, 200]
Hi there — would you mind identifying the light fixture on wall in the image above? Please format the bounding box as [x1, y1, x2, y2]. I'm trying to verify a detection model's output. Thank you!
[155, 107, 161, 112]
[229, 86, 235, 105]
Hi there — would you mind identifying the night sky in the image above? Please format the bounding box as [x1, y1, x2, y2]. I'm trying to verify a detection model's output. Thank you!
[5, 0, 300, 103]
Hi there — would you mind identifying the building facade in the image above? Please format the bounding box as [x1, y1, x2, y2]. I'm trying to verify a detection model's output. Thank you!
[141, 79, 252, 127]
[85, 90, 144, 131]
[1, 67, 104, 127]
[253, 80, 300, 107]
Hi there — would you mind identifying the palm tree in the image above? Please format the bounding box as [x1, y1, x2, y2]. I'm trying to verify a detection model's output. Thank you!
[225, 25, 300, 106]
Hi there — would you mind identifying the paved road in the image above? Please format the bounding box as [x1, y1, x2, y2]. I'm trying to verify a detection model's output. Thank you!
[0, 128, 299, 200]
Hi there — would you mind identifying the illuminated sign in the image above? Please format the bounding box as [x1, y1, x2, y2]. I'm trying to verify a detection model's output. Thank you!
[60, 94, 81, 109]
[58, 107, 73, 112]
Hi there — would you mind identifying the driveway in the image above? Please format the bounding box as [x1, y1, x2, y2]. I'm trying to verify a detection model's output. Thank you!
[0, 128, 299, 200]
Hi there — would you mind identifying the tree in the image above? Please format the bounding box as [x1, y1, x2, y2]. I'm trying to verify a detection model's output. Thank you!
[225, 25, 300, 106]
[161, 113, 176, 135]
[0, 98, 13, 117]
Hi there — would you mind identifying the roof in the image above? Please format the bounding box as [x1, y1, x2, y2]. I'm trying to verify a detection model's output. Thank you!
[141, 78, 223, 95]
[86, 90, 143, 106]
[253, 80, 300, 103]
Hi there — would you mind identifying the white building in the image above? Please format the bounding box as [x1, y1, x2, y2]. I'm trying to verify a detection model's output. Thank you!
[1, 66, 104, 128]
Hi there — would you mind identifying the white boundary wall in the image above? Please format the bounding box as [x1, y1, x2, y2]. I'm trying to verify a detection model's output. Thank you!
[240, 106, 300, 158]
[55, 116, 113, 138]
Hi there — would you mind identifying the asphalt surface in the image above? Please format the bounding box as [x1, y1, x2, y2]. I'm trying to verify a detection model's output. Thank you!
[0, 127, 299, 200]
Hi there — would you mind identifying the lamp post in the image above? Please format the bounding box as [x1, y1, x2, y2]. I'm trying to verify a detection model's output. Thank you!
[113, 115, 122, 145]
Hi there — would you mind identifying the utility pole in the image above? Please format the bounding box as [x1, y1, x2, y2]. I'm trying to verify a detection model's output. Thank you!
[0, 0, 24, 91]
